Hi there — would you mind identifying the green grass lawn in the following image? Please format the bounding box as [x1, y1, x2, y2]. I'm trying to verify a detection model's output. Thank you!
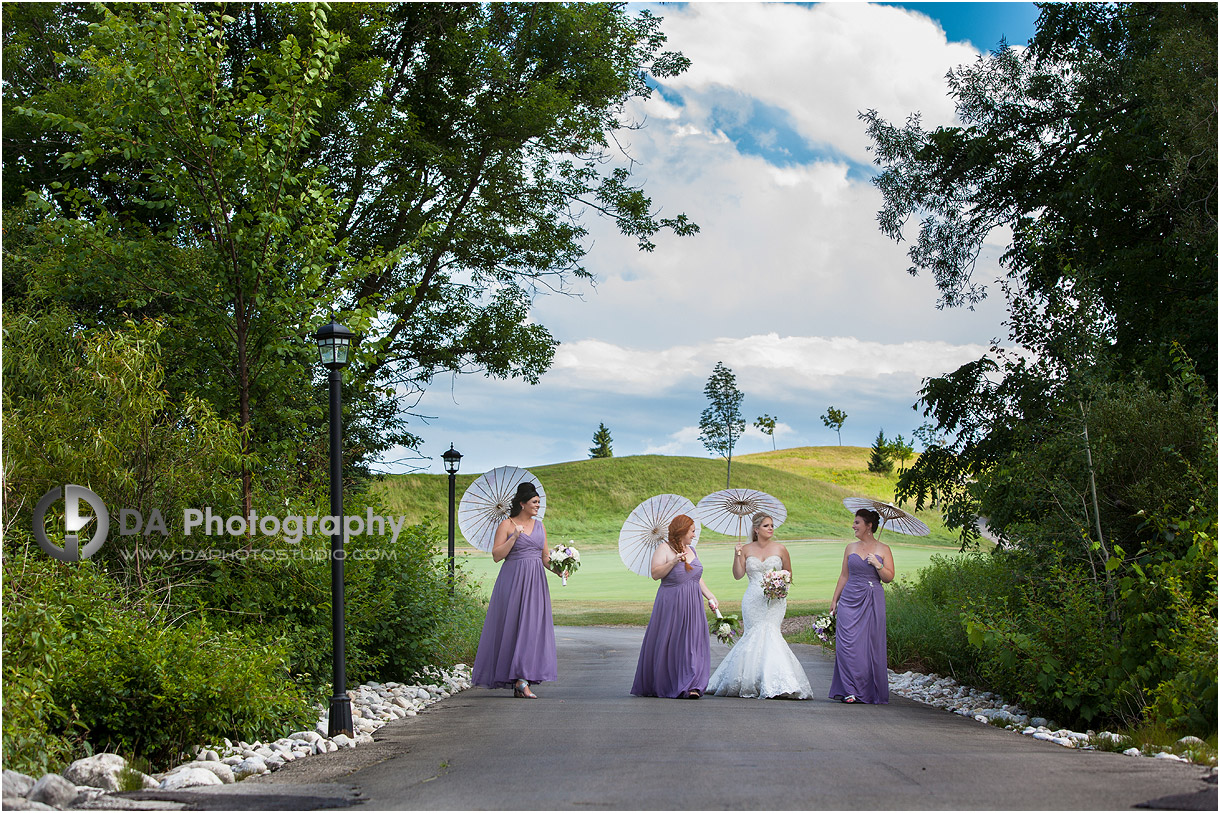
[374, 446, 960, 548]
[451, 538, 958, 625]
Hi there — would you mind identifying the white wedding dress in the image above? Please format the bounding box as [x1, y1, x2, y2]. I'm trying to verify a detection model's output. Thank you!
[707, 555, 814, 699]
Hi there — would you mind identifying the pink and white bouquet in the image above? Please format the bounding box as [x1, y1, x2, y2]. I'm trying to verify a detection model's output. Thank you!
[760, 569, 792, 601]
[548, 542, 581, 586]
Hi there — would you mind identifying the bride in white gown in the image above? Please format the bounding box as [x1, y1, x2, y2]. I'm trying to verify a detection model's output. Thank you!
[707, 513, 813, 699]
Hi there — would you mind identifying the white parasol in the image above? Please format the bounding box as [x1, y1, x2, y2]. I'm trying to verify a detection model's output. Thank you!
[618, 494, 700, 577]
[457, 466, 546, 552]
[694, 488, 787, 539]
[842, 497, 930, 536]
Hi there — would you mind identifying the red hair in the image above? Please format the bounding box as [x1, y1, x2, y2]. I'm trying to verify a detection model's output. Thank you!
[667, 514, 694, 554]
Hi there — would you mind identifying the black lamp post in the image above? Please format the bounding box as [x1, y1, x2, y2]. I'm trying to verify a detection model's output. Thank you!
[314, 318, 356, 739]
[442, 444, 463, 595]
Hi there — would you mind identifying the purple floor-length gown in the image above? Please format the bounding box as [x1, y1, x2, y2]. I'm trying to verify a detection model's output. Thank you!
[472, 520, 558, 689]
[631, 552, 710, 698]
[828, 553, 889, 703]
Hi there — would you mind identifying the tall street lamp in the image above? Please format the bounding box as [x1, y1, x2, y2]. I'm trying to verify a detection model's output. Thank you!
[314, 318, 356, 739]
[442, 444, 462, 595]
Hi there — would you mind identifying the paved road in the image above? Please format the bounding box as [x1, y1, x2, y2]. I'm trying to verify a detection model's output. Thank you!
[150, 626, 1214, 810]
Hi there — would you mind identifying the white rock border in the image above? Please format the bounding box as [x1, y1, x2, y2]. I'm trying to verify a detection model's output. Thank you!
[0, 664, 473, 809]
[888, 668, 1216, 766]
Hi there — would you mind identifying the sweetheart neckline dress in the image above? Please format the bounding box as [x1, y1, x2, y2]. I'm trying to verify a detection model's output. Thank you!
[827, 552, 889, 703]
[706, 554, 813, 699]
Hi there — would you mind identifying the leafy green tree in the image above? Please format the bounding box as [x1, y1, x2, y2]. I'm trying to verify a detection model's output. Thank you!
[3, 2, 698, 507]
[862, 2, 1217, 545]
[754, 414, 778, 451]
[867, 430, 893, 474]
[589, 423, 613, 459]
[698, 362, 745, 487]
[10, 3, 352, 516]
[820, 406, 847, 445]
[887, 434, 914, 469]
[859, 3, 1218, 734]
[2, 309, 242, 583]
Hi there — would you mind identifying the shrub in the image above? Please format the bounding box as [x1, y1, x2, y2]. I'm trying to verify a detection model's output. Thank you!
[183, 515, 487, 689]
[343, 522, 485, 682]
[1113, 511, 1218, 735]
[886, 553, 1010, 684]
[58, 614, 314, 766]
[2, 538, 314, 771]
[2, 557, 82, 775]
[961, 548, 1117, 724]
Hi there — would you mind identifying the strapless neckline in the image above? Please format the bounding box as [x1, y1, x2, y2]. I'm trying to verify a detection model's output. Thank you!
[746, 554, 783, 566]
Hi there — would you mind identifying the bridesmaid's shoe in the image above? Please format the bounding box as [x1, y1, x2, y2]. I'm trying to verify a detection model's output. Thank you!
[514, 679, 537, 699]
[689, 689, 703, 699]
[841, 695, 859, 704]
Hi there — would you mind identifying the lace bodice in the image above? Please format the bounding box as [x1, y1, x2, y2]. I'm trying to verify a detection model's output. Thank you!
[745, 554, 783, 581]
[742, 555, 785, 630]
[707, 553, 812, 699]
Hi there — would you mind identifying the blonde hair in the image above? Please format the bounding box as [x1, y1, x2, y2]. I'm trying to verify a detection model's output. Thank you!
[750, 513, 773, 542]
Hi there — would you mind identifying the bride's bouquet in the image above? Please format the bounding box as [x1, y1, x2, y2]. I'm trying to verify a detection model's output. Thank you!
[760, 569, 792, 601]
[547, 542, 581, 586]
[812, 613, 836, 649]
[709, 608, 740, 646]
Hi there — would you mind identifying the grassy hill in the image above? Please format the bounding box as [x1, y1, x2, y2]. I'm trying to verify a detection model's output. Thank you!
[372, 446, 959, 548]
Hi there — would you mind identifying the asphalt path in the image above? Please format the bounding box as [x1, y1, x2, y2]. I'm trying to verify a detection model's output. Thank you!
[152, 626, 1214, 810]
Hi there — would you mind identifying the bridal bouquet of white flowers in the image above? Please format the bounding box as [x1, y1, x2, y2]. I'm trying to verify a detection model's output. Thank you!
[760, 569, 791, 601]
[710, 608, 740, 646]
[547, 543, 580, 586]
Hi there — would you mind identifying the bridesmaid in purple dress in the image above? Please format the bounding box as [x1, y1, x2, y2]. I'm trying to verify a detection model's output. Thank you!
[828, 508, 894, 704]
[631, 515, 720, 699]
[472, 482, 561, 698]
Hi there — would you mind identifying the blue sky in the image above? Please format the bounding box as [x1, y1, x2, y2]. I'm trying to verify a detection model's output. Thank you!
[383, 2, 1041, 476]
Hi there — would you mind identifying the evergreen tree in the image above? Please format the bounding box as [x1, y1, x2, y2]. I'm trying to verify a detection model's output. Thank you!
[589, 423, 613, 458]
[868, 430, 893, 474]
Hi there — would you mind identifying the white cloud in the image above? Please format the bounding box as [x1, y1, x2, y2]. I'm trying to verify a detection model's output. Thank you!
[653, 3, 978, 163]
[550, 333, 991, 395]
[382, 3, 1023, 474]
[642, 425, 702, 456]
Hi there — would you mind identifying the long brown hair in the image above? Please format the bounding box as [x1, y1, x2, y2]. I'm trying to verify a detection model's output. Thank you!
[667, 514, 694, 554]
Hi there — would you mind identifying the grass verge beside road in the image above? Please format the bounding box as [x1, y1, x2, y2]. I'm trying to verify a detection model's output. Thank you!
[453, 539, 959, 626]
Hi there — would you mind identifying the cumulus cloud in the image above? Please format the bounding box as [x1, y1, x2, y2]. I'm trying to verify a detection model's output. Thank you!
[653, 2, 978, 163]
[534, 3, 1011, 354]
[385, 3, 1025, 474]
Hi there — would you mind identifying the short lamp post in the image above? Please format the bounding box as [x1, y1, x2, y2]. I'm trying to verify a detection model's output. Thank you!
[442, 444, 462, 595]
[314, 318, 356, 739]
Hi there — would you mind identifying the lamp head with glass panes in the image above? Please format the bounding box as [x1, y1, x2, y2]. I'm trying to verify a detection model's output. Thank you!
[313, 319, 356, 369]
